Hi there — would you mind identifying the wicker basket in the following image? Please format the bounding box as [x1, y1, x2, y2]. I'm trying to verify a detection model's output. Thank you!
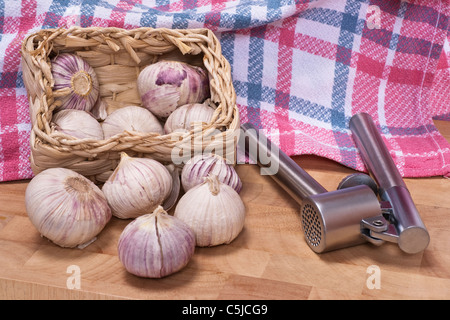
[21, 26, 240, 183]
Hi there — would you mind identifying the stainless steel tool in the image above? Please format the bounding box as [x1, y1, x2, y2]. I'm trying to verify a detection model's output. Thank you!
[349, 112, 429, 254]
[239, 113, 429, 254]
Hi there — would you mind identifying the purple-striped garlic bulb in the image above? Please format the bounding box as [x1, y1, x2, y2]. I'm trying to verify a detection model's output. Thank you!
[51, 53, 99, 112]
[52, 109, 103, 140]
[25, 168, 111, 248]
[137, 60, 210, 120]
[164, 102, 215, 134]
[102, 153, 172, 219]
[174, 175, 246, 247]
[118, 206, 195, 278]
[181, 153, 242, 193]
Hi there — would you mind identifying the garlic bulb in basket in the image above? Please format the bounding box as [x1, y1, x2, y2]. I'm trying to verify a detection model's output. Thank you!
[181, 153, 242, 193]
[118, 206, 195, 278]
[137, 61, 210, 119]
[102, 153, 172, 219]
[102, 106, 163, 138]
[52, 109, 103, 140]
[25, 168, 111, 248]
[164, 102, 215, 134]
[52, 53, 99, 112]
[174, 175, 246, 247]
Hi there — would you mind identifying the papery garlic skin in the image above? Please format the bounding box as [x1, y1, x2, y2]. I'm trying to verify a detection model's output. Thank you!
[52, 53, 99, 112]
[162, 164, 181, 211]
[91, 97, 108, 121]
[174, 175, 246, 247]
[137, 61, 210, 119]
[164, 102, 215, 134]
[102, 153, 172, 219]
[53, 109, 104, 140]
[181, 153, 242, 193]
[25, 168, 111, 248]
[102, 106, 163, 138]
[118, 206, 195, 278]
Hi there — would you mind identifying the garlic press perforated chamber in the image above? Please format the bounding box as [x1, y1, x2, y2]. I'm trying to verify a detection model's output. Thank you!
[239, 112, 430, 254]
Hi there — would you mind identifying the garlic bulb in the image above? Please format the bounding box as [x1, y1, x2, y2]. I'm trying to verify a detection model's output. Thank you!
[102, 106, 163, 138]
[174, 175, 246, 247]
[52, 53, 99, 112]
[164, 102, 215, 134]
[102, 153, 172, 219]
[52, 109, 103, 140]
[137, 60, 210, 119]
[25, 168, 111, 248]
[181, 153, 242, 193]
[118, 206, 195, 278]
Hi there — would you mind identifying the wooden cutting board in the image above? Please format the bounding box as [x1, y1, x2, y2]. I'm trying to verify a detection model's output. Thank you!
[0, 121, 449, 300]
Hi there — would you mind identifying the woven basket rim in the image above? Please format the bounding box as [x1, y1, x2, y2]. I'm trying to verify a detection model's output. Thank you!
[21, 26, 239, 142]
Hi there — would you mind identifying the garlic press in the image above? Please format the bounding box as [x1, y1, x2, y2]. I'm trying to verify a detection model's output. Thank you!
[240, 113, 429, 254]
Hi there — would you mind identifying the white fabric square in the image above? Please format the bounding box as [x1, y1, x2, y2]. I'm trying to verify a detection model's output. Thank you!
[290, 49, 335, 109]
[231, 34, 250, 82]
[309, 0, 346, 12]
[124, 11, 142, 26]
[196, 4, 212, 14]
[187, 19, 206, 29]
[224, 0, 239, 13]
[94, 5, 112, 20]
[156, 14, 174, 28]
[4, 1, 22, 18]
[296, 17, 341, 44]
[261, 40, 279, 89]
[251, 5, 267, 23]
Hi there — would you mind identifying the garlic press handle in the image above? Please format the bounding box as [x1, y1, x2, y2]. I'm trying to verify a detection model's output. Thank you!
[239, 122, 327, 203]
[349, 113, 405, 193]
[349, 113, 430, 254]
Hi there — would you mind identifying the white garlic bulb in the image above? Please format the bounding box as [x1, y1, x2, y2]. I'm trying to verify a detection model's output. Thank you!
[25, 168, 111, 248]
[52, 53, 99, 112]
[118, 206, 195, 278]
[137, 60, 210, 119]
[164, 102, 215, 134]
[174, 175, 246, 247]
[102, 106, 163, 139]
[52, 109, 104, 140]
[181, 153, 242, 193]
[102, 153, 172, 219]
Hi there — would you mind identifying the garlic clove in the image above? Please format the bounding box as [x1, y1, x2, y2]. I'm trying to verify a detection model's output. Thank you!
[91, 97, 108, 121]
[164, 102, 215, 134]
[102, 153, 173, 219]
[162, 164, 181, 211]
[118, 206, 195, 278]
[140, 85, 181, 120]
[181, 153, 242, 193]
[137, 60, 210, 120]
[52, 53, 100, 112]
[52, 109, 104, 140]
[25, 168, 112, 248]
[174, 174, 246, 247]
[102, 106, 163, 138]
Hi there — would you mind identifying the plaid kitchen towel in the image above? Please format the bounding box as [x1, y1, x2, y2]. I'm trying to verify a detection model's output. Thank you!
[0, 0, 449, 182]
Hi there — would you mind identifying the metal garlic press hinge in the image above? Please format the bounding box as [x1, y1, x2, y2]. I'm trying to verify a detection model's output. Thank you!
[360, 201, 398, 246]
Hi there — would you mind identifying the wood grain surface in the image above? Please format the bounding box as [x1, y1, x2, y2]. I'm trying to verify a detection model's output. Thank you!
[0, 120, 449, 300]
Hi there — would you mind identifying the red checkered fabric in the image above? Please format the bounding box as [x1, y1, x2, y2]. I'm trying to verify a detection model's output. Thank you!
[0, 0, 449, 182]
